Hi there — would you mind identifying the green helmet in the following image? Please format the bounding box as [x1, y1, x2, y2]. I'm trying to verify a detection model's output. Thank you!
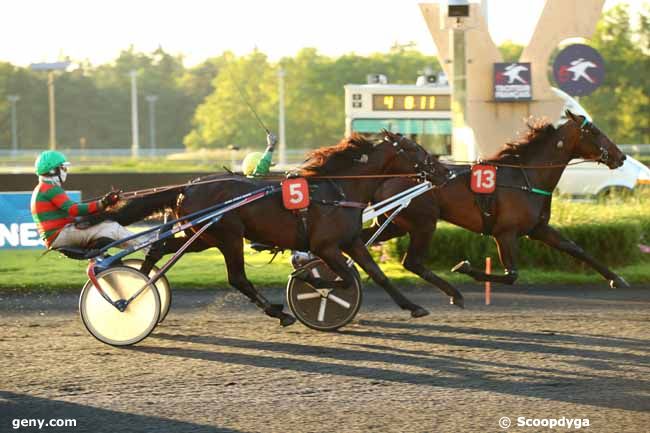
[35, 150, 69, 175]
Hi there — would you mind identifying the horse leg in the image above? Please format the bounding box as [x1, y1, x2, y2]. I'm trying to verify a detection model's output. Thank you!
[402, 227, 465, 308]
[361, 220, 408, 245]
[529, 223, 629, 288]
[344, 237, 429, 318]
[297, 246, 362, 291]
[139, 237, 210, 274]
[451, 231, 519, 285]
[216, 233, 296, 326]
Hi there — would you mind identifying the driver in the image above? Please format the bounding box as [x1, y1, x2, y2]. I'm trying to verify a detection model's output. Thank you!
[241, 133, 277, 176]
[30, 150, 141, 251]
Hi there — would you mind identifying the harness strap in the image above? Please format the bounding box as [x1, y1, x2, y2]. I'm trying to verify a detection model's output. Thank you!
[473, 193, 497, 236]
[313, 199, 367, 209]
[296, 208, 310, 251]
[531, 187, 553, 196]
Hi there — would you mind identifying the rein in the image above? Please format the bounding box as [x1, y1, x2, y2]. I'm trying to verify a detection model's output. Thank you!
[118, 176, 251, 199]
[440, 157, 602, 169]
[111, 173, 425, 200]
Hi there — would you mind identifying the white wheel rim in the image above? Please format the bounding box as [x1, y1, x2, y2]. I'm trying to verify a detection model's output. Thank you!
[81, 267, 159, 346]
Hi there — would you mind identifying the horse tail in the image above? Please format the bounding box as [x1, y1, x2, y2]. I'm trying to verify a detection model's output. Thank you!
[107, 187, 184, 226]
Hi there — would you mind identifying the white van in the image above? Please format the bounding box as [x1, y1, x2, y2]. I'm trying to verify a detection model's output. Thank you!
[552, 88, 650, 197]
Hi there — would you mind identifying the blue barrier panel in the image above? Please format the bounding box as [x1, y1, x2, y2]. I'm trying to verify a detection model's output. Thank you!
[0, 191, 81, 249]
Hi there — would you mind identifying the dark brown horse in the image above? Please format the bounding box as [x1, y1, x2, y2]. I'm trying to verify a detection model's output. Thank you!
[363, 111, 629, 305]
[106, 133, 434, 326]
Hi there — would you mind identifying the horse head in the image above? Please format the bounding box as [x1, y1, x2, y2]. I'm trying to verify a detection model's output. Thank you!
[379, 130, 448, 183]
[564, 110, 626, 169]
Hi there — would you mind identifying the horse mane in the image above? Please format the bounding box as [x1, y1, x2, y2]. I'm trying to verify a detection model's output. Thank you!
[486, 117, 557, 163]
[299, 133, 375, 176]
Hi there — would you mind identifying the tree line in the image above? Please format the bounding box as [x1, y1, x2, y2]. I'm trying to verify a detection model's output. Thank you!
[0, 3, 647, 152]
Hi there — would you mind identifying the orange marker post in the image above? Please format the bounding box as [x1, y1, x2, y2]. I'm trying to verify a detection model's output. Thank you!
[485, 257, 491, 305]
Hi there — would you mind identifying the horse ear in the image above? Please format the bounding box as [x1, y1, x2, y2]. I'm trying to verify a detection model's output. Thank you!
[565, 109, 577, 122]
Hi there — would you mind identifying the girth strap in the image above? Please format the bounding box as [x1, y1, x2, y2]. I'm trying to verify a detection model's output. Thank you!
[473, 193, 497, 236]
[296, 208, 310, 251]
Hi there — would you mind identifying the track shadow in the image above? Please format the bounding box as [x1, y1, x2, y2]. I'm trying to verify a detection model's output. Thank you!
[0, 390, 238, 433]
[139, 332, 650, 412]
[341, 328, 650, 367]
[356, 319, 650, 354]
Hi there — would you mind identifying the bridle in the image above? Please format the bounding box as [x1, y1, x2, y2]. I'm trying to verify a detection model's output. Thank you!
[382, 134, 435, 176]
[578, 117, 610, 165]
[384, 134, 449, 184]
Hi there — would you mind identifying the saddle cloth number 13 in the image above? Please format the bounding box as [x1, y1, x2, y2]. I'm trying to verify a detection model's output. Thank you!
[282, 178, 310, 210]
[471, 165, 497, 194]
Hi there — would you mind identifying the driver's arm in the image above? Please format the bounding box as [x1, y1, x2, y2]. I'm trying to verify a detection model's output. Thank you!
[46, 185, 101, 217]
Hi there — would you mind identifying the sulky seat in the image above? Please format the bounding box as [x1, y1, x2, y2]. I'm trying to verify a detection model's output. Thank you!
[54, 246, 102, 260]
[53, 237, 115, 260]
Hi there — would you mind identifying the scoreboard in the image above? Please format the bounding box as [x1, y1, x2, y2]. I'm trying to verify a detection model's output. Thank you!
[344, 83, 452, 155]
[372, 94, 451, 111]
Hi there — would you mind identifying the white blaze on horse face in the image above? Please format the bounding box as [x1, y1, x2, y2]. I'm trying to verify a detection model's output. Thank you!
[557, 140, 564, 149]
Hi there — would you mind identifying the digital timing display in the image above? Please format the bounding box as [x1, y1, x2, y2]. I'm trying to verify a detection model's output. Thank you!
[372, 94, 451, 111]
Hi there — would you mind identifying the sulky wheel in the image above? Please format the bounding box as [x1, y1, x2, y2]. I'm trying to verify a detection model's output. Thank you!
[122, 258, 172, 323]
[79, 266, 160, 346]
[286, 259, 362, 332]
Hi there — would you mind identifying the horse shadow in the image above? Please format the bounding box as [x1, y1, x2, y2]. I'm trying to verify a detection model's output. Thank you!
[0, 390, 239, 433]
[138, 331, 650, 413]
[355, 319, 650, 354]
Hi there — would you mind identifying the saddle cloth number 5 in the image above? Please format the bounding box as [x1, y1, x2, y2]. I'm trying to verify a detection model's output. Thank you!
[282, 178, 310, 210]
[471, 165, 497, 194]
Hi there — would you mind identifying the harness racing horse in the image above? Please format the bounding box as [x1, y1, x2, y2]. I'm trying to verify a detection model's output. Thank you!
[363, 111, 629, 301]
[106, 132, 436, 326]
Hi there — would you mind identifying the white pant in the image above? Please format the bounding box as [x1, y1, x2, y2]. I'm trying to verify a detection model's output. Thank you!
[50, 221, 142, 250]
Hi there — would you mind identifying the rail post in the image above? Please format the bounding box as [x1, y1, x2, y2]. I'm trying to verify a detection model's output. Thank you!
[485, 256, 491, 305]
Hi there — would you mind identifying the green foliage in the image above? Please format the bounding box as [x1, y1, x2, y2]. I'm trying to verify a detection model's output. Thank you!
[581, 3, 650, 144]
[0, 4, 646, 153]
[184, 51, 278, 149]
[498, 41, 524, 62]
[0, 47, 205, 150]
[185, 47, 441, 149]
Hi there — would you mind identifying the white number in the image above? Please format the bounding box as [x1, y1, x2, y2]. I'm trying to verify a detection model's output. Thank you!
[482, 169, 495, 188]
[289, 182, 304, 204]
[472, 169, 495, 189]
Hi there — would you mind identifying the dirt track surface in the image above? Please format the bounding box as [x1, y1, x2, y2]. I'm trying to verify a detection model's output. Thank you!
[1, 285, 649, 433]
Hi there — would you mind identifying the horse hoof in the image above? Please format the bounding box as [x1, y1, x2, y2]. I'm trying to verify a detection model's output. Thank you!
[610, 277, 630, 289]
[451, 260, 471, 274]
[280, 315, 296, 327]
[450, 296, 464, 309]
[410, 307, 430, 318]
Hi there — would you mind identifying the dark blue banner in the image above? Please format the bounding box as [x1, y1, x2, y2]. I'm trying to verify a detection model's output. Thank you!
[0, 191, 81, 249]
[494, 62, 532, 101]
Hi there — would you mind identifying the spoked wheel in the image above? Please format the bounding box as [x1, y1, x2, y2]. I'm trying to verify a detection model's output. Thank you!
[79, 266, 160, 346]
[122, 258, 172, 323]
[286, 259, 362, 332]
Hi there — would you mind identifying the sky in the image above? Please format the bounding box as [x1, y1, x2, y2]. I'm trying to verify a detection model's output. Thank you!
[0, 0, 640, 67]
